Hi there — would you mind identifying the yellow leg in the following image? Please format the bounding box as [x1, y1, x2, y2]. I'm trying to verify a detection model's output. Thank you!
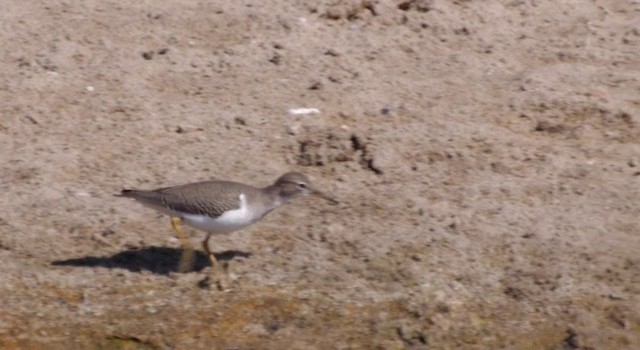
[171, 217, 194, 272]
[199, 233, 229, 290]
[202, 232, 218, 267]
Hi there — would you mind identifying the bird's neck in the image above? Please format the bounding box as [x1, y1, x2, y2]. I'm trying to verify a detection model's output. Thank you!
[263, 185, 286, 211]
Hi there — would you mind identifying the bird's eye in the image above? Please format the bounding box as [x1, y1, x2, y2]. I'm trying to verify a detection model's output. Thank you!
[298, 182, 307, 189]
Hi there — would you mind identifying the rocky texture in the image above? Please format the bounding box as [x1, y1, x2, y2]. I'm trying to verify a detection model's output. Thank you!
[0, 0, 639, 349]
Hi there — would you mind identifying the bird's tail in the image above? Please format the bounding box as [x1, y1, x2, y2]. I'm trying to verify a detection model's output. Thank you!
[114, 189, 139, 198]
[114, 189, 162, 202]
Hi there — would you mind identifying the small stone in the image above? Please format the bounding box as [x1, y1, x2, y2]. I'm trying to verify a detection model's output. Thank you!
[309, 81, 323, 90]
[286, 124, 300, 135]
[380, 105, 396, 116]
[324, 49, 339, 57]
[234, 117, 247, 126]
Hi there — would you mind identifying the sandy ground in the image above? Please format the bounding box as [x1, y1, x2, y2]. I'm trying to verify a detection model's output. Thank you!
[1, 0, 639, 349]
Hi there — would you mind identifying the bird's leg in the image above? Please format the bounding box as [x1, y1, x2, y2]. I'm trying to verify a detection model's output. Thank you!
[198, 232, 231, 291]
[202, 232, 218, 267]
[171, 217, 194, 273]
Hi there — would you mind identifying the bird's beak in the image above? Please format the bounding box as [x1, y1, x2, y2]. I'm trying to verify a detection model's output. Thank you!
[311, 188, 339, 205]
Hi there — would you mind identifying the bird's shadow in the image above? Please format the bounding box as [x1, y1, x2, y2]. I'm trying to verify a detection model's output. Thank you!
[51, 246, 252, 275]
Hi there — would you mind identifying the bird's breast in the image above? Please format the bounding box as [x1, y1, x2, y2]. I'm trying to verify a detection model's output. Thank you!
[181, 193, 260, 234]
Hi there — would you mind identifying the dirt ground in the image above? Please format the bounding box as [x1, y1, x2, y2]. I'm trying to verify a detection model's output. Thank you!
[1, 0, 639, 349]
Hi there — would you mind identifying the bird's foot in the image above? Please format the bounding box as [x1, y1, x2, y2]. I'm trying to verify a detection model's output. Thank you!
[197, 266, 233, 292]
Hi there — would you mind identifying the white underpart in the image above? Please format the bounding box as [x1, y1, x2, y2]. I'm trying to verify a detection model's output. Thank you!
[181, 193, 256, 234]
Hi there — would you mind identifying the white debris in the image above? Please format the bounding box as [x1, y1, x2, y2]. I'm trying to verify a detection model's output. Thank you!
[288, 107, 320, 116]
[86, 86, 95, 92]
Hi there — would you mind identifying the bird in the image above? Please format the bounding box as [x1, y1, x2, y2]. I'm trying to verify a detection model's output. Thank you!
[116, 172, 336, 271]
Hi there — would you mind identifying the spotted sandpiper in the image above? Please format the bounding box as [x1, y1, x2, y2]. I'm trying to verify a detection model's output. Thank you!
[116, 172, 336, 271]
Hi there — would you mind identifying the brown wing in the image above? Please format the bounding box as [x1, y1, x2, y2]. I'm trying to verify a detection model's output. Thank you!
[119, 181, 252, 218]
